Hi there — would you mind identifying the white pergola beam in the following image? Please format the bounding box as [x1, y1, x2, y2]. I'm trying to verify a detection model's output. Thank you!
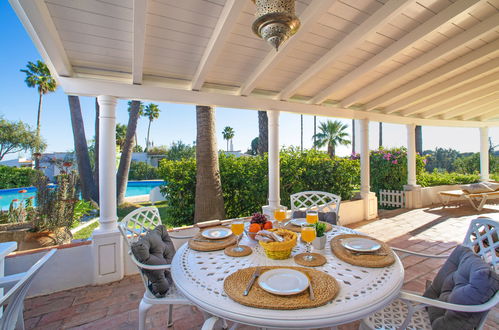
[399, 71, 499, 117]
[58, 76, 495, 128]
[439, 94, 499, 120]
[365, 39, 499, 111]
[191, 0, 246, 91]
[132, 0, 147, 85]
[309, 0, 480, 105]
[417, 85, 499, 119]
[342, 12, 499, 108]
[278, 0, 413, 101]
[384, 58, 499, 115]
[11, 0, 73, 78]
[480, 108, 499, 121]
[239, 0, 335, 96]
[461, 103, 499, 121]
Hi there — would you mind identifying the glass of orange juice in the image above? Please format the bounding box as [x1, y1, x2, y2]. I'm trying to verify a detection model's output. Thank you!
[306, 210, 319, 224]
[301, 223, 316, 261]
[273, 206, 288, 227]
[231, 220, 245, 252]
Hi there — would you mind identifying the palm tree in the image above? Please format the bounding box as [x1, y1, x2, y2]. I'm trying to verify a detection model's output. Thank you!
[143, 103, 161, 152]
[115, 124, 127, 151]
[351, 119, 355, 154]
[222, 126, 235, 152]
[258, 111, 268, 155]
[415, 125, 423, 154]
[300, 114, 304, 152]
[312, 120, 351, 158]
[379, 122, 383, 148]
[128, 100, 144, 148]
[21, 60, 57, 169]
[195, 105, 225, 222]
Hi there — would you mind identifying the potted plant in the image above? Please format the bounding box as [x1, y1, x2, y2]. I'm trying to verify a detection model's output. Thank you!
[312, 222, 327, 250]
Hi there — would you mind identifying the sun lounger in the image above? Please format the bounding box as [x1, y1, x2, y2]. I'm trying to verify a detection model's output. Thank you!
[439, 189, 499, 211]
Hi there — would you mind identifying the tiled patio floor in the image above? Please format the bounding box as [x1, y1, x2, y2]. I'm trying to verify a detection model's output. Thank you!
[24, 204, 499, 330]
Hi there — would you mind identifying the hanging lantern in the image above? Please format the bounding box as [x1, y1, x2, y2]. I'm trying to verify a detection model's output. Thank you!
[252, 0, 300, 51]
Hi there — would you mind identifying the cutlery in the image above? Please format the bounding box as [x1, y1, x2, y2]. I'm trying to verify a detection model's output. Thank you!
[308, 279, 315, 301]
[243, 267, 261, 296]
[350, 251, 388, 256]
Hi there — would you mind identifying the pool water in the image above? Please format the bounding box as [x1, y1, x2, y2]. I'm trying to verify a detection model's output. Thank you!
[0, 180, 164, 210]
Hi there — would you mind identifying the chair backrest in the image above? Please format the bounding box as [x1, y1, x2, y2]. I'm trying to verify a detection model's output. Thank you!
[0, 249, 56, 330]
[462, 217, 499, 267]
[119, 206, 161, 248]
[290, 191, 341, 215]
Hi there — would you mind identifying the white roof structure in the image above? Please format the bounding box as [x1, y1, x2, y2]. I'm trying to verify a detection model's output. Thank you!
[10, 0, 499, 127]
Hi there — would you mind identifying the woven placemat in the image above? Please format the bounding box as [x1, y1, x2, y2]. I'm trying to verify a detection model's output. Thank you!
[283, 221, 333, 233]
[294, 253, 326, 267]
[224, 245, 252, 257]
[331, 234, 395, 268]
[224, 266, 339, 310]
[188, 229, 237, 251]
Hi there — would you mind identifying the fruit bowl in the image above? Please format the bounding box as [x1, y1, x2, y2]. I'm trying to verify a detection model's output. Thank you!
[247, 213, 272, 240]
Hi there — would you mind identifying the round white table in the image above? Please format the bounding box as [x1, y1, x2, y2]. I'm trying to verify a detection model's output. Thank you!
[171, 226, 404, 329]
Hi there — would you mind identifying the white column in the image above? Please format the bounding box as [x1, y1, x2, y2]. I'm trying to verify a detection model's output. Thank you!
[480, 126, 489, 181]
[360, 119, 370, 197]
[268, 110, 280, 209]
[406, 124, 417, 186]
[360, 119, 377, 220]
[92, 95, 123, 285]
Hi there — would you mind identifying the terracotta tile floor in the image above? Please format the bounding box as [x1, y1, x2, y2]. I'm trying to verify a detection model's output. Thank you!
[24, 204, 499, 329]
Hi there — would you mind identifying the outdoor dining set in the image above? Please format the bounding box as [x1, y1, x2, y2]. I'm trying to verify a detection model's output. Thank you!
[119, 191, 499, 330]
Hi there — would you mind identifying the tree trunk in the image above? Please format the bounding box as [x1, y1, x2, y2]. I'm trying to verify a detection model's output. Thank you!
[415, 125, 423, 154]
[300, 114, 303, 152]
[314, 116, 317, 149]
[328, 144, 335, 158]
[116, 101, 141, 205]
[94, 98, 99, 202]
[195, 105, 225, 223]
[257, 111, 268, 155]
[226, 139, 229, 152]
[379, 122, 383, 148]
[352, 119, 355, 154]
[34, 91, 43, 170]
[68, 96, 98, 202]
[145, 120, 152, 152]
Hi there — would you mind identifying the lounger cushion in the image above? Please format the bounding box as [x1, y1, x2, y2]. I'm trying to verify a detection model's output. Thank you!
[131, 225, 176, 297]
[484, 182, 499, 191]
[292, 210, 337, 225]
[461, 182, 494, 194]
[423, 245, 499, 330]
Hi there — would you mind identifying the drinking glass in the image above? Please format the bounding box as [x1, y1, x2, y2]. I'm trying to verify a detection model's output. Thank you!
[301, 223, 316, 261]
[306, 210, 319, 224]
[231, 220, 245, 252]
[273, 206, 288, 227]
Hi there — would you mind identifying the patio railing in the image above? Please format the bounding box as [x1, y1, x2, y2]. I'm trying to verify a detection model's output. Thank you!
[379, 189, 405, 208]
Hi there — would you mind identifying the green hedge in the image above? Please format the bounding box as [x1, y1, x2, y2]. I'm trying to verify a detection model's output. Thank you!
[0, 166, 38, 189]
[158, 149, 360, 226]
[128, 161, 160, 180]
[417, 170, 479, 187]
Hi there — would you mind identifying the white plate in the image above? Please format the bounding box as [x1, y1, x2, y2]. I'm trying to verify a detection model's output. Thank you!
[341, 237, 381, 252]
[290, 218, 307, 226]
[201, 227, 232, 240]
[258, 268, 309, 296]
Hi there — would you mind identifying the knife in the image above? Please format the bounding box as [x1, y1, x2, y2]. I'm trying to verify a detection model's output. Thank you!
[243, 267, 261, 296]
[192, 239, 226, 243]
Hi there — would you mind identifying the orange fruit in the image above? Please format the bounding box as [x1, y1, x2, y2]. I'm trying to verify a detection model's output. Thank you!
[249, 223, 261, 233]
[263, 221, 273, 230]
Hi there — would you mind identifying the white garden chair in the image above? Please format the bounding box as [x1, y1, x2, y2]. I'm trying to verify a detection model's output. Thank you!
[0, 249, 56, 330]
[361, 217, 499, 330]
[119, 207, 227, 330]
[290, 191, 341, 224]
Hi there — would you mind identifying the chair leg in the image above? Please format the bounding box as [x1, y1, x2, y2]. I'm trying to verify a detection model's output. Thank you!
[16, 305, 25, 330]
[167, 305, 173, 328]
[138, 299, 152, 330]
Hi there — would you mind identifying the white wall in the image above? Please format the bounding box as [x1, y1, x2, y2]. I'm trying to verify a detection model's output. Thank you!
[420, 184, 464, 207]
[339, 199, 372, 225]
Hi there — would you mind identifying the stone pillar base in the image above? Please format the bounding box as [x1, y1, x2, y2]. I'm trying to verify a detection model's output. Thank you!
[361, 192, 377, 220]
[92, 228, 124, 285]
[404, 184, 422, 209]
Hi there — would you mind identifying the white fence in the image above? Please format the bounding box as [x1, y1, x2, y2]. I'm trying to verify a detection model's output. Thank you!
[379, 189, 405, 208]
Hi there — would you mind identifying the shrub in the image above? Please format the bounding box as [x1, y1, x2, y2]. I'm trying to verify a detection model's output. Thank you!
[454, 153, 499, 174]
[158, 149, 360, 226]
[128, 161, 159, 180]
[370, 147, 426, 194]
[0, 165, 38, 189]
[417, 170, 479, 187]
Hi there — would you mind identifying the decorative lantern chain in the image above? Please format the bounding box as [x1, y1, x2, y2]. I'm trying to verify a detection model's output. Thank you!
[252, 0, 300, 51]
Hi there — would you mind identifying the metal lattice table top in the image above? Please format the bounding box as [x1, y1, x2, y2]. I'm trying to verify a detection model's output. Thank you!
[171, 226, 404, 329]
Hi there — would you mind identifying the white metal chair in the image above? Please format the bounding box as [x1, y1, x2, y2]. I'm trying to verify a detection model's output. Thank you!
[290, 191, 341, 224]
[361, 217, 499, 330]
[0, 249, 56, 330]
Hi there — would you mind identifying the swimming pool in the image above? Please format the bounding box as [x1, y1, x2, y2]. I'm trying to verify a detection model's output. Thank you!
[0, 180, 164, 210]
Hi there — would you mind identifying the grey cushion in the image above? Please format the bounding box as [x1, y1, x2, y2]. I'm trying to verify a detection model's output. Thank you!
[423, 245, 499, 330]
[461, 182, 494, 194]
[292, 210, 337, 225]
[131, 225, 175, 297]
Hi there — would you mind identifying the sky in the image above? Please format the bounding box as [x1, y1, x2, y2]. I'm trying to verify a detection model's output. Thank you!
[1, 1, 498, 161]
